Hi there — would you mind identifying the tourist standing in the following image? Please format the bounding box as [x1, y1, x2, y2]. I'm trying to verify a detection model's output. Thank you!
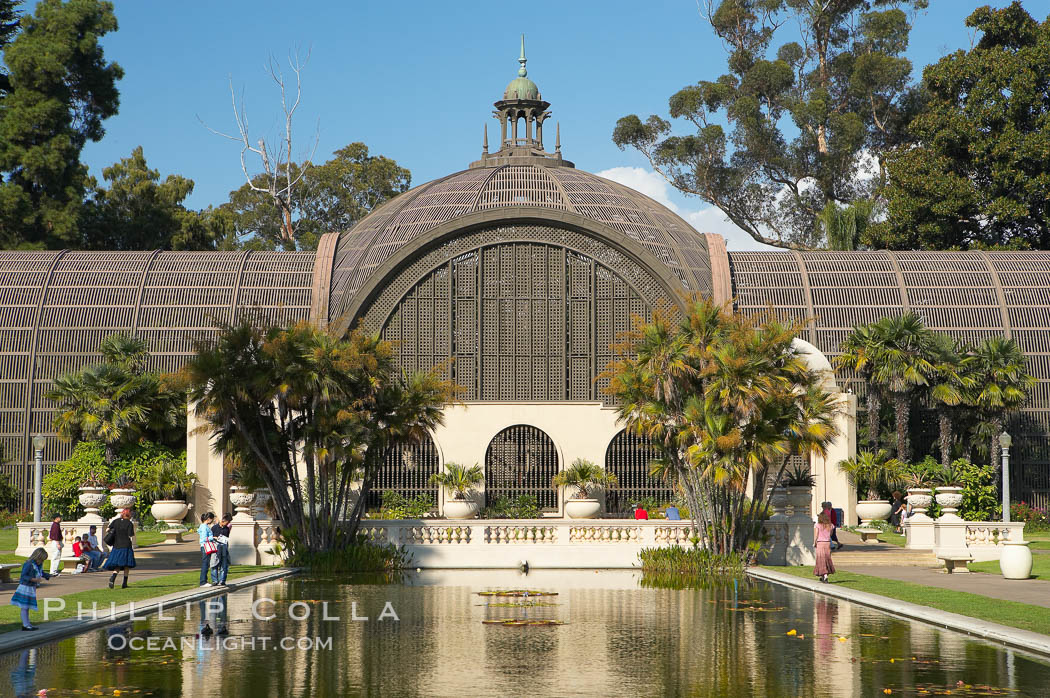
[821, 501, 841, 551]
[104, 508, 136, 589]
[46, 515, 63, 576]
[10, 548, 50, 631]
[198, 512, 216, 587]
[890, 491, 905, 533]
[211, 513, 232, 586]
[814, 512, 836, 583]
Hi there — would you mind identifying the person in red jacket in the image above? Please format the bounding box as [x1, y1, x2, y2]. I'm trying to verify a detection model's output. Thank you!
[633, 503, 649, 520]
[71, 534, 93, 573]
[821, 502, 841, 550]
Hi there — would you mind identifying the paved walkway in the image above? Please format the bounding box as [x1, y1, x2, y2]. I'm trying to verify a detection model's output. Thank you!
[832, 563, 1050, 608]
[0, 536, 206, 603]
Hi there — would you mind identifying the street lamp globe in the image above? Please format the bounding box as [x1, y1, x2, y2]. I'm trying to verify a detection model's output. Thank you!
[999, 431, 1012, 449]
[32, 434, 45, 453]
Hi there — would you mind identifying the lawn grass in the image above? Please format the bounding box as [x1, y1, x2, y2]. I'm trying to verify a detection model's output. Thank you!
[970, 554, 1050, 579]
[0, 565, 274, 634]
[0, 528, 182, 568]
[0, 526, 15, 552]
[878, 530, 906, 547]
[762, 565, 1050, 636]
[1026, 533, 1050, 551]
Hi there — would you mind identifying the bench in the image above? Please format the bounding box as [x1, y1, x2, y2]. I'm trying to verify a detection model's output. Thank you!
[938, 555, 972, 574]
[856, 527, 881, 543]
[0, 562, 19, 583]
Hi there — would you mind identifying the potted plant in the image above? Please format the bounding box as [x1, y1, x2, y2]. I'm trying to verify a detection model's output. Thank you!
[141, 458, 199, 530]
[552, 458, 618, 519]
[931, 461, 965, 518]
[780, 463, 816, 517]
[108, 472, 137, 512]
[78, 469, 108, 522]
[902, 460, 936, 517]
[429, 463, 484, 519]
[837, 450, 905, 525]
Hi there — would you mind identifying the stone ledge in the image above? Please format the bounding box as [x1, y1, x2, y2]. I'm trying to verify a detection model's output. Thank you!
[0, 567, 298, 656]
[747, 566, 1050, 658]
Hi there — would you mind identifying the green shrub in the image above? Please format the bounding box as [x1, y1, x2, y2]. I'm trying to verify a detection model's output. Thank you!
[284, 528, 411, 573]
[638, 545, 745, 586]
[481, 494, 541, 519]
[377, 491, 434, 519]
[43, 440, 189, 519]
[0, 472, 19, 512]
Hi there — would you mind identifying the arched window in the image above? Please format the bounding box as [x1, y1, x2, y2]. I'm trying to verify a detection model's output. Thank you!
[366, 434, 440, 510]
[484, 425, 559, 511]
[604, 429, 674, 514]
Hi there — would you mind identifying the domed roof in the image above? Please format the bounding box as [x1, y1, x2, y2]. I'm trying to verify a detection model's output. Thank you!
[504, 75, 540, 100]
[327, 163, 714, 321]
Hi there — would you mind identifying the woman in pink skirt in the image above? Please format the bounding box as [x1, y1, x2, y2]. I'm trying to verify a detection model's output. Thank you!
[814, 511, 835, 583]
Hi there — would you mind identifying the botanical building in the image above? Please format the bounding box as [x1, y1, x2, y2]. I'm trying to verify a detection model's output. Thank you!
[1, 48, 1049, 517]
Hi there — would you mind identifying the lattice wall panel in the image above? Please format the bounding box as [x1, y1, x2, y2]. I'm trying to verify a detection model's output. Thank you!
[365, 226, 659, 403]
[484, 425, 559, 511]
[365, 435, 440, 510]
[0, 249, 316, 509]
[728, 249, 1050, 508]
[604, 430, 674, 514]
[329, 163, 713, 322]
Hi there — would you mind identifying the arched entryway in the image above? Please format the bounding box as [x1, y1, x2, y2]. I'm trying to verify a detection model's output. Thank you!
[604, 429, 675, 514]
[365, 434, 441, 510]
[484, 424, 559, 512]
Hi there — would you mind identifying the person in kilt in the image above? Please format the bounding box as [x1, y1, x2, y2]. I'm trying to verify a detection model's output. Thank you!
[10, 548, 50, 631]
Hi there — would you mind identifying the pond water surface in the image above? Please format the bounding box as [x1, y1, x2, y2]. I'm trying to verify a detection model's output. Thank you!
[2, 569, 1049, 697]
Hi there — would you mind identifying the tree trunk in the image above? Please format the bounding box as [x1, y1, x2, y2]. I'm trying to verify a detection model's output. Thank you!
[938, 410, 953, 467]
[893, 392, 911, 463]
[866, 389, 880, 451]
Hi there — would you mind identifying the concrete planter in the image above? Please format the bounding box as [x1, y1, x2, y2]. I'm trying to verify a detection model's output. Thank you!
[230, 486, 257, 521]
[443, 499, 478, 520]
[786, 486, 813, 518]
[934, 487, 964, 517]
[564, 498, 601, 519]
[77, 486, 107, 523]
[109, 488, 136, 512]
[1000, 540, 1033, 579]
[905, 488, 932, 515]
[856, 500, 892, 525]
[150, 499, 189, 524]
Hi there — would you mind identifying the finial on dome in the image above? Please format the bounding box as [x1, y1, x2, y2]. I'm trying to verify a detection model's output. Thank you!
[555, 122, 561, 153]
[483, 123, 488, 154]
[518, 34, 527, 77]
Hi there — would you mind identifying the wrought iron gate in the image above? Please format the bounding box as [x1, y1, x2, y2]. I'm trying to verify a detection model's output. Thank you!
[484, 424, 559, 511]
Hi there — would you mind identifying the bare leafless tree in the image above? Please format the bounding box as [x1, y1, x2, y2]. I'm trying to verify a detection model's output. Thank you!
[201, 49, 318, 248]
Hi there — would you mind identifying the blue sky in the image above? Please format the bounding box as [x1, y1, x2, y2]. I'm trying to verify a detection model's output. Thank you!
[79, 0, 1038, 249]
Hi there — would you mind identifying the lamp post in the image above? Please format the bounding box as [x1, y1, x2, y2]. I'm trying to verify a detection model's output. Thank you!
[32, 434, 45, 523]
[999, 431, 1012, 523]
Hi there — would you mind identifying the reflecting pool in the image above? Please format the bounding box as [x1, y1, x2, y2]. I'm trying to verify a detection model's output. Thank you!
[2, 569, 1049, 697]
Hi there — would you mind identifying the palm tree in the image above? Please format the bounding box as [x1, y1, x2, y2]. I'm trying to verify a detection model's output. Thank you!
[867, 313, 936, 463]
[837, 450, 906, 501]
[836, 324, 883, 450]
[429, 463, 483, 501]
[551, 459, 618, 499]
[46, 333, 183, 463]
[968, 337, 1034, 470]
[928, 334, 975, 467]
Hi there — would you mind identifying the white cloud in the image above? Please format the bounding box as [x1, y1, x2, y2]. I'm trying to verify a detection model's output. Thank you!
[598, 165, 777, 251]
[596, 166, 681, 213]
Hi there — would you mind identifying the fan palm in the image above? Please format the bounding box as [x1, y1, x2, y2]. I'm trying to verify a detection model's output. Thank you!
[837, 450, 906, 501]
[867, 313, 936, 463]
[968, 337, 1034, 469]
[551, 459, 618, 499]
[430, 463, 483, 500]
[928, 334, 976, 466]
[836, 324, 883, 450]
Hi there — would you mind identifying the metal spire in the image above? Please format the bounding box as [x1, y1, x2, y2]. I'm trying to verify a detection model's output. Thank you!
[483, 123, 488, 153]
[518, 34, 527, 77]
[555, 122, 561, 153]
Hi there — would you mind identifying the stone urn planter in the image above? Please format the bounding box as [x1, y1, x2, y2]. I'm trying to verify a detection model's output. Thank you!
[230, 486, 257, 521]
[77, 486, 107, 523]
[856, 500, 893, 525]
[768, 487, 789, 519]
[785, 486, 813, 519]
[150, 500, 192, 544]
[442, 499, 479, 520]
[109, 488, 136, 512]
[1000, 540, 1033, 580]
[252, 488, 273, 520]
[905, 488, 932, 516]
[934, 486, 964, 518]
[564, 498, 601, 519]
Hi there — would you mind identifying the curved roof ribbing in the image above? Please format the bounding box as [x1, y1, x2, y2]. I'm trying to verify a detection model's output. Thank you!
[327, 164, 714, 322]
